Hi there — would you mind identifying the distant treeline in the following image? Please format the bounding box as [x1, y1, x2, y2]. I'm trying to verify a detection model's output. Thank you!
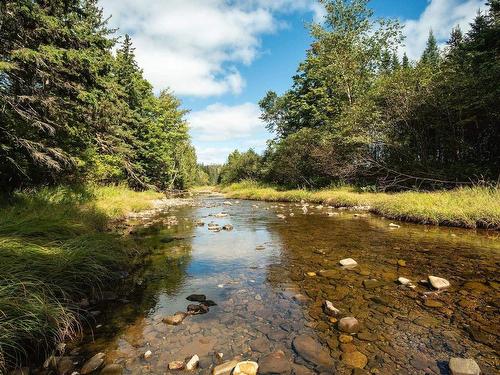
[220, 0, 500, 190]
[0, 0, 202, 192]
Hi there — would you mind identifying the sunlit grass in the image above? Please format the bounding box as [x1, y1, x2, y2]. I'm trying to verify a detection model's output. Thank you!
[0, 185, 162, 370]
[221, 181, 500, 229]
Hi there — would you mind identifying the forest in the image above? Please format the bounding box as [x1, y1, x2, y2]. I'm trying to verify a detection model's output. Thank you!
[220, 0, 500, 191]
[1, 0, 201, 193]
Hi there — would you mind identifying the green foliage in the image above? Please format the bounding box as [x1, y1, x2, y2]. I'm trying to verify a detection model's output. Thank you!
[0, 0, 198, 192]
[255, 0, 499, 189]
[0, 185, 161, 370]
[219, 149, 263, 185]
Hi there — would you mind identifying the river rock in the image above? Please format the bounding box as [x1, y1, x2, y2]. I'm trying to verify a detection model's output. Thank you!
[292, 335, 332, 367]
[187, 303, 209, 315]
[323, 300, 341, 316]
[389, 223, 400, 228]
[81, 352, 105, 374]
[169, 361, 185, 370]
[144, 350, 152, 359]
[56, 356, 74, 375]
[363, 279, 382, 289]
[339, 258, 358, 267]
[212, 360, 239, 375]
[186, 355, 199, 370]
[250, 337, 268, 352]
[233, 361, 258, 375]
[222, 224, 234, 231]
[428, 276, 451, 290]
[258, 351, 291, 374]
[338, 317, 360, 333]
[187, 294, 206, 302]
[448, 358, 481, 375]
[341, 351, 368, 369]
[162, 312, 187, 325]
[398, 277, 412, 285]
[100, 364, 123, 375]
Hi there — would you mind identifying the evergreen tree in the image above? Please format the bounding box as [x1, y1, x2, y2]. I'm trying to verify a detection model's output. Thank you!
[420, 30, 441, 65]
[402, 52, 410, 68]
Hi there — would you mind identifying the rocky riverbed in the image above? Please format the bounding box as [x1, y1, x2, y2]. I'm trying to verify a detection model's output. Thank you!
[32, 194, 499, 375]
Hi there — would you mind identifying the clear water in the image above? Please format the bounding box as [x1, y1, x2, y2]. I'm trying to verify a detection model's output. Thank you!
[74, 194, 500, 374]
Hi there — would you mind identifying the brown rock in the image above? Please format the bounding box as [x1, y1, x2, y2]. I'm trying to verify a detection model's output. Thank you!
[162, 313, 187, 325]
[212, 360, 239, 375]
[338, 317, 360, 333]
[169, 361, 185, 370]
[258, 351, 291, 374]
[341, 351, 368, 369]
[292, 335, 332, 368]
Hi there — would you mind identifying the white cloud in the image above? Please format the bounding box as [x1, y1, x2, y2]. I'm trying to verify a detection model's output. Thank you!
[100, 0, 320, 97]
[403, 0, 487, 60]
[195, 146, 235, 164]
[188, 102, 264, 141]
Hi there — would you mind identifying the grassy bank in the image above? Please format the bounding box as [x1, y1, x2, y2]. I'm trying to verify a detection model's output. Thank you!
[0, 185, 163, 371]
[220, 181, 500, 230]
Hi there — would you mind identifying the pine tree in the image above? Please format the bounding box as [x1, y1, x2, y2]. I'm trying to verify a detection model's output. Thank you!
[420, 30, 441, 65]
[402, 52, 410, 68]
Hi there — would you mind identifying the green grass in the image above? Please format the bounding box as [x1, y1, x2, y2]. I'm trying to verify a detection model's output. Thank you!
[0, 185, 163, 371]
[220, 180, 500, 229]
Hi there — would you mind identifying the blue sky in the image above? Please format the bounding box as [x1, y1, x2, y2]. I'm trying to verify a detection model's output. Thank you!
[99, 0, 486, 164]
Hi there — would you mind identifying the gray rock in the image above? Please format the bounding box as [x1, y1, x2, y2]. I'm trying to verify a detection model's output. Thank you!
[81, 353, 105, 374]
[449, 358, 481, 375]
[428, 276, 451, 290]
[292, 335, 332, 368]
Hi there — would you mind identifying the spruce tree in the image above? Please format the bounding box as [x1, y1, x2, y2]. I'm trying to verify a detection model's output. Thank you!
[420, 30, 441, 65]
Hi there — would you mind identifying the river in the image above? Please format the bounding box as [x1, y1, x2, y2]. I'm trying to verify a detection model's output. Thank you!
[71, 193, 499, 374]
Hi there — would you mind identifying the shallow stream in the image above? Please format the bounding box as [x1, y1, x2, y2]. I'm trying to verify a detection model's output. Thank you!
[73, 193, 499, 374]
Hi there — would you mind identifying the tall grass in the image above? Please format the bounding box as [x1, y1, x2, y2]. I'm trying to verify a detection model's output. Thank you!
[221, 180, 500, 229]
[0, 185, 163, 371]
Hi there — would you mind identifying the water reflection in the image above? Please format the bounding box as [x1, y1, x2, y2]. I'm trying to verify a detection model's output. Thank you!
[73, 195, 499, 375]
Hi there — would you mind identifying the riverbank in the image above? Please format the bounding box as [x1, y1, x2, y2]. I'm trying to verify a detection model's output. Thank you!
[220, 181, 500, 230]
[0, 185, 164, 371]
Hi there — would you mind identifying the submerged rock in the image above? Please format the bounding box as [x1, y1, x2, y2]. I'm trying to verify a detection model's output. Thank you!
[222, 224, 234, 231]
[187, 303, 209, 315]
[258, 351, 291, 374]
[143, 350, 152, 359]
[81, 353, 105, 374]
[168, 361, 185, 370]
[292, 335, 332, 367]
[428, 276, 451, 290]
[100, 364, 123, 375]
[389, 223, 400, 228]
[342, 351, 368, 369]
[233, 361, 258, 375]
[339, 258, 358, 267]
[338, 317, 360, 333]
[56, 356, 74, 375]
[186, 294, 206, 302]
[162, 312, 187, 325]
[448, 358, 481, 375]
